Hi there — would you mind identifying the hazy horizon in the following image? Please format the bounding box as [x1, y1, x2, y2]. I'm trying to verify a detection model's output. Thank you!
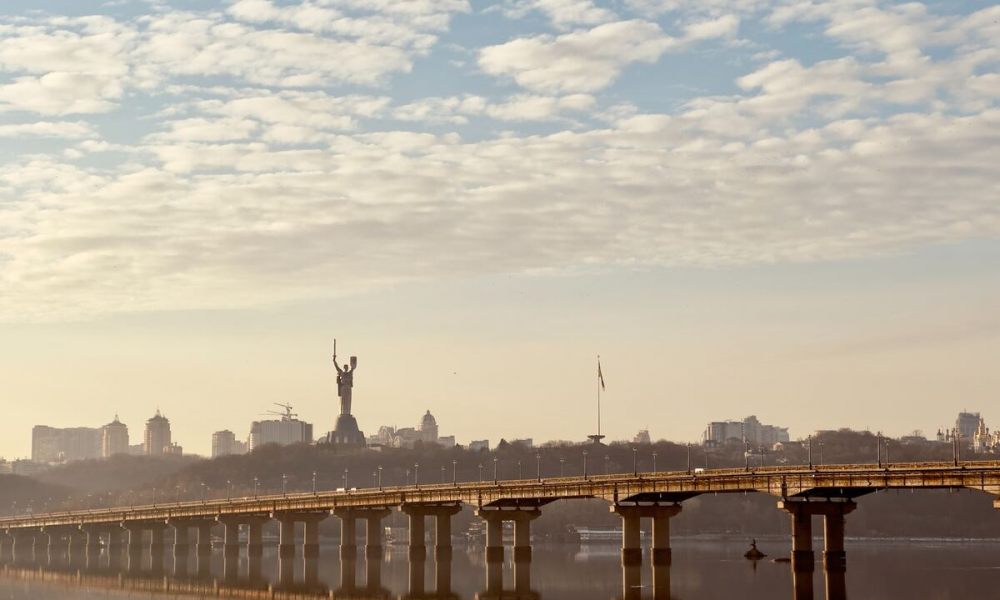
[1, 0, 998, 459]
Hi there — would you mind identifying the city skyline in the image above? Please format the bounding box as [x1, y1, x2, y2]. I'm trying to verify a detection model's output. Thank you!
[0, 0, 997, 459]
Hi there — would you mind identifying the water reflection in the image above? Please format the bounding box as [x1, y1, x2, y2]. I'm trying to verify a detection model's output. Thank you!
[2, 541, 999, 600]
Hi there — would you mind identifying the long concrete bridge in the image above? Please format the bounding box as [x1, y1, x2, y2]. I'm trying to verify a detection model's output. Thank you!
[2, 460, 999, 581]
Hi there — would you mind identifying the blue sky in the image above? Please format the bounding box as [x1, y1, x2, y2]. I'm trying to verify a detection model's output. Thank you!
[0, 0, 997, 457]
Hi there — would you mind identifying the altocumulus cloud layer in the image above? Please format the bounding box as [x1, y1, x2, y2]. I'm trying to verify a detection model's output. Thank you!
[0, 0, 997, 321]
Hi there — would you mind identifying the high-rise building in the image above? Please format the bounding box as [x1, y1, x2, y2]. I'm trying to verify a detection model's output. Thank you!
[31, 425, 102, 463]
[957, 411, 981, 441]
[212, 430, 248, 458]
[249, 417, 312, 451]
[101, 415, 129, 458]
[703, 416, 789, 446]
[144, 410, 172, 455]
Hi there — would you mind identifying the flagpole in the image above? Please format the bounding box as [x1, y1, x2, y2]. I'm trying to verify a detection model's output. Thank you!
[597, 354, 601, 438]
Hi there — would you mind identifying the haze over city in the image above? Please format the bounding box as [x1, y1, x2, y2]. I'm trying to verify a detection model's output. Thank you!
[0, 0, 997, 458]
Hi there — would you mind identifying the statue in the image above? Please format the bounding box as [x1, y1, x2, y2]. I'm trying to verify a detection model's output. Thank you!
[333, 348, 358, 416]
[325, 340, 366, 447]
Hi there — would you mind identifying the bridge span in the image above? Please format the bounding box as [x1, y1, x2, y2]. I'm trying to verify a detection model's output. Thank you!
[2, 461, 999, 575]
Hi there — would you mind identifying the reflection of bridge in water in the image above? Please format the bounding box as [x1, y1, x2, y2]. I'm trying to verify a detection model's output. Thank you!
[2, 461, 1000, 599]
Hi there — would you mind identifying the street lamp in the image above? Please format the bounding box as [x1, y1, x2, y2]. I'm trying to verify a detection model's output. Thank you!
[877, 431, 883, 468]
[518, 460, 522, 480]
[686, 443, 691, 475]
[535, 453, 541, 482]
[633, 447, 638, 476]
[605, 454, 610, 475]
[452, 460, 457, 485]
[652, 451, 657, 474]
[373, 470, 378, 489]
[312, 471, 317, 495]
[253, 476, 259, 499]
[378, 465, 383, 490]
[441, 466, 446, 484]
[343, 468, 349, 490]
[478, 463, 483, 483]
[560, 458, 565, 477]
[493, 457, 498, 484]
[227, 480, 231, 501]
[583, 450, 588, 479]
[282, 474, 287, 497]
[885, 440, 891, 467]
[744, 440, 750, 472]
[808, 435, 813, 469]
[819, 441, 824, 466]
[406, 469, 410, 486]
[415, 462, 420, 487]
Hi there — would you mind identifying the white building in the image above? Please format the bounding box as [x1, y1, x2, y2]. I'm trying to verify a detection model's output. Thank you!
[102, 415, 129, 458]
[249, 418, 313, 451]
[703, 415, 789, 446]
[212, 430, 248, 458]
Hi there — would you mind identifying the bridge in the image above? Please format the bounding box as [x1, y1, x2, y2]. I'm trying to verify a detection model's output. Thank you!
[2, 460, 999, 582]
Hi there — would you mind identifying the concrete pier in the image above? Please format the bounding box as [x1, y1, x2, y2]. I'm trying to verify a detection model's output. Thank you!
[477, 507, 541, 564]
[401, 503, 462, 562]
[275, 511, 327, 559]
[778, 499, 856, 572]
[334, 507, 390, 561]
[0, 531, 13, 561]
[612, 504, 683, 566]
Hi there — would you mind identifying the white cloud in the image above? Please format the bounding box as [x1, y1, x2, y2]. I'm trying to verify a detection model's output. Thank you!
[501, 0, 617, 29]
[479, 20, 678, 93]
[0, 121, 96, 139]
[392, 93, 595, 123]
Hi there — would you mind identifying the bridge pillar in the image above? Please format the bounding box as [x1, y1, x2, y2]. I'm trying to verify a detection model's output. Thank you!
[338, 512, 358, 560]
[406, 507, 426, 560]
[365, 509, 389, 560]
[247, 518, 266, 558]
[477, 509, 505, 563]
[67, 529, 87, 566]
[10, 529, 39, 564]
[194, 521, 214, 557]
[512, 510, 541, 563]
[0, 531, 12, 561]
[219, 518, 241, 558]
[149, 524, 167, 554]
[278, 517, 296, 559]
[778, 499, 856, 572]
[335, 507, 390, 560]
[652, 505, 681, 566]
[612, 503, 682, 567]
[302, 514, 327, 559]
[401, 504, 461, 561]
[172, 523, 190, 557]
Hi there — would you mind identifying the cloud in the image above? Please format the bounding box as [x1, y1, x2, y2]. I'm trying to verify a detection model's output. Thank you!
[0, 121, 96, 139]
[479, 20, 679, 93]
[501, 0, 617, 29]
[392, 93, 595, 123]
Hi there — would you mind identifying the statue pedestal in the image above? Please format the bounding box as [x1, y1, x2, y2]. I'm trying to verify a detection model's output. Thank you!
[326, 414, 366, 446]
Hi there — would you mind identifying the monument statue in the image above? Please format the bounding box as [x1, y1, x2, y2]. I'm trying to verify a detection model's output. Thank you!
[325, 340, 366, 447]
[333, 351, 357, 416]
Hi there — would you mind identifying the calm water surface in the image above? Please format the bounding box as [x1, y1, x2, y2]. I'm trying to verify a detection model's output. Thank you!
[2, 539, 999, 599]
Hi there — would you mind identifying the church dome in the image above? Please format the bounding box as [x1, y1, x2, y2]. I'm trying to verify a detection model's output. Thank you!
[419, 410, 437, 431]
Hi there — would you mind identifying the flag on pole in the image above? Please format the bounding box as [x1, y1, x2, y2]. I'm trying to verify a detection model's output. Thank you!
[598, 359, 606, 391]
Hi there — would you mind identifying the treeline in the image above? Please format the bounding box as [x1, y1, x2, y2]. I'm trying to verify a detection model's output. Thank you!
[7, 429, 999, 538]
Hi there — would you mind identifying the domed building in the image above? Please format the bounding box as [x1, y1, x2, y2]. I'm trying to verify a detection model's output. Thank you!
[418, 410, 439, 443]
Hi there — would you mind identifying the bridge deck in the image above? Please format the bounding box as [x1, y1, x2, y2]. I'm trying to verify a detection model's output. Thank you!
[3, 461, 999, 530]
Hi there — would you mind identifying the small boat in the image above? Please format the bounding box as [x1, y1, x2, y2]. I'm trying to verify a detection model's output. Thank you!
[744, 539, 766, 560]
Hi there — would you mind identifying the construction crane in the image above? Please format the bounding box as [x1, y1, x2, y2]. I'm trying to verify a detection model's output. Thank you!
[261, 403, 297, 421]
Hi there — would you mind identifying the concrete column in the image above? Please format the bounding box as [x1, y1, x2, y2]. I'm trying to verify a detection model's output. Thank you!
[825, 565, 847, 600]
[622, 563, 641, 600]
[366, 513, 383, 560]
[788, 506, 814, 571]
[651, 505, 681, 566]
[68, 531, 88, 566]
[150, 525, 167, 557]
[339, 556, 357, 592]
[621, 512, 642, 567]
[125, 526, 144, 557]
[486, 559, 503, 594]
[195, 522, 214, 557]
[824, 511, 847, 571]
[484, 514, 504, 563]
[341, 515, 357, 560]
[436, 553, 453, 596]
[83, 528, 102, 562]
[222, 520, 241, 558]
[303, 516, 325, 559]
[434, 505, 462, 561]
[247, 520, 264, 558]
[513, 516, 533, 562]
[304, 556, 319, 587]
[278, 518, 296, 559]
[408, 510, 426, 560]
[172, 524, 190, 557]
[793, 562, 815, 600]
[408, 556, 426, 598]
[652, 564, 672, 600]
[366, 556, 382, 592]
[107, 527, 125, 558]
[11, 531, 38, 564]
[0, 532, 13, 561]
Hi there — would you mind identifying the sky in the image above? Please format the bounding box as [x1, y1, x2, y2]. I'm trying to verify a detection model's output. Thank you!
[0, 0, 997, 459]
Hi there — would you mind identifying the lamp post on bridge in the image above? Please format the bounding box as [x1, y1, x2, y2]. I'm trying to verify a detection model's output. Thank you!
[632, 447, 638, 476]
[414, 462, 419, 487]
[253, 476, 259, 499]
[226, 480, 231, 501]
[808, 435, 813, 469]
[885, 440, 891, 467]
[536, 453, 541, 482]
[312, 471, 317, 495]
[378, 465, 383, 490]
[877, 431, 883, 468]
[686, 443, 692, 475]
[373, 470, 378, 489]
[605, 454, 610, 476]
[819, 441, 824, 466]
[652, 451, 657, 474]
[583, 450, 588, 480]
[441, 465, 446, 484]
[343, 468, 349, 490]
[518, 460, 522, 480]
[452, 460, 457, 485]
[478, 463, 483, 483]
[560, 458, 565, 477]
[744, 440, 750, 472]
[493, 457, 498, 484]
[282, 474, 287, 497]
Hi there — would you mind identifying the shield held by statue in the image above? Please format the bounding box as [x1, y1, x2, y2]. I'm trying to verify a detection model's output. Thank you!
[350, 356, 357, 370]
